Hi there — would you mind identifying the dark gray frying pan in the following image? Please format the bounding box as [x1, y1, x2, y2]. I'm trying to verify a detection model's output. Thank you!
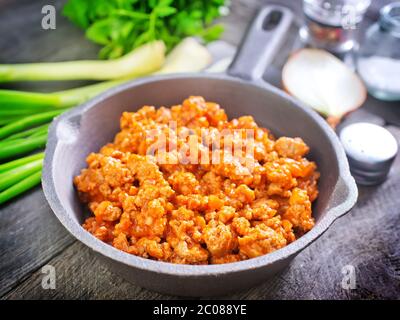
[42, 5, 358, 297]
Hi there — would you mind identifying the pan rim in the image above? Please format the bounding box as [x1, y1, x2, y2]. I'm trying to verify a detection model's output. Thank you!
[42, 73, 358, 277]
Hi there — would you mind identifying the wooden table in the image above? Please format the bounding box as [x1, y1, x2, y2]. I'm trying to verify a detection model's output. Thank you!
[1, 0, 399, 300]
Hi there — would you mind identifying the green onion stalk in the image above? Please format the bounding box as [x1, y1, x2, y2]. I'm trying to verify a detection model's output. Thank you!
[0, 38, 211, 113]
[0, 158, 43, 191]
[4, 123, 49, 141]
[0, 134, 48, 160]
[0, 153, 44, 204]
[0, 80, 123, 112]
[0, 153, 44, 173]
[0, 109, 65, 139]
[0, 41, 165, 82]
[0, 170, 42, 204]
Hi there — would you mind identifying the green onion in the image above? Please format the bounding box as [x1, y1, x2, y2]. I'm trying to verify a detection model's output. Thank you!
[0, 116, 23, 126]
[3, 124, 49, 141]
[0, 153, 44, 173]
[56, 80, 123, 108]
[0, 134, 47, 160]
[0, 110, 64, 139]
[29, 124, 49, 137]
[0, 170, 42, 205]
[0, 38, 211, 113]
[0, 41, 165, 82]
[0, 90, 60, 109]
[0, 108, 50, 117]
[0, 159, 43, 191]
[0, 139, 23, 149]
[0, 80, 122, 111]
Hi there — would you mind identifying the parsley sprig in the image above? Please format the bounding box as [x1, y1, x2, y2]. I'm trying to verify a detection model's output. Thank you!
[63, 0, 228, 59]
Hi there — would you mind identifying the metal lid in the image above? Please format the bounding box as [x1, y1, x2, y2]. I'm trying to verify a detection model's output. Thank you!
[339, 122, 398, 186]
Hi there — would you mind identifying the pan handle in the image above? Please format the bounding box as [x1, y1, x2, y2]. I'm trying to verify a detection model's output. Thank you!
[227, 5, 294, 82]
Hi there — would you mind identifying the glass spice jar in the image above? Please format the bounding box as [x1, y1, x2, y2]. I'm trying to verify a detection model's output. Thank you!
[357, 2, 400, 101]
[300, 0, 371, 53]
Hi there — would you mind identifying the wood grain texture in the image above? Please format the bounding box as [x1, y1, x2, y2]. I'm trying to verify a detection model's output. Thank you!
[4, 241, 175, 300]
[0, 188, 75, 297]
[1, 0, 399, 300]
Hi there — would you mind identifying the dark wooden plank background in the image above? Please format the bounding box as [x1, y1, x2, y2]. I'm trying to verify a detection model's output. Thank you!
[0, 0, 399, 299]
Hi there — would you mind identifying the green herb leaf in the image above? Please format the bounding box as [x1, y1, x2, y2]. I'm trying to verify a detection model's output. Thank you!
[202, 24, 224, 42]
[63, 0, 228, 59]
[63, 0, 90, 29]
[155, 6, 177, 18]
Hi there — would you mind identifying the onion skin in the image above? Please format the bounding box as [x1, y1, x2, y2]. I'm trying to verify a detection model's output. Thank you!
[282, 49, 367, 126]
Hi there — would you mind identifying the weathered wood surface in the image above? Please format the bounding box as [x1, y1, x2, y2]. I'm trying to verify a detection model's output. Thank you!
[1, 0, 399, 300]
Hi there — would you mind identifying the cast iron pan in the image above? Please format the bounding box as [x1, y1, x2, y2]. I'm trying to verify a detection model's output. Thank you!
[42, 5, 358, 296]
